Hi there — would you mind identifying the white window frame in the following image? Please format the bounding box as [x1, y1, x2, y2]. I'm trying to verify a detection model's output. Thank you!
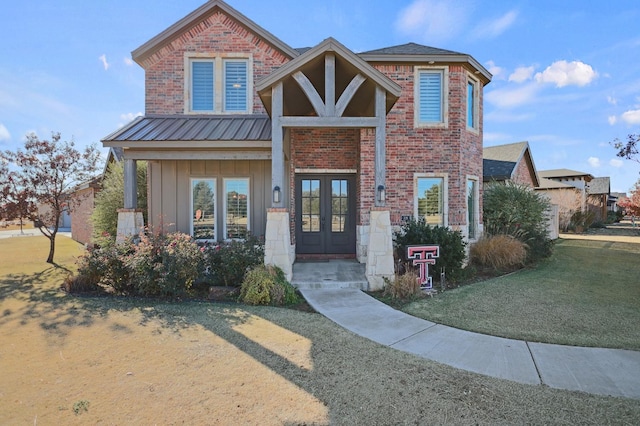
[466, 75, 480, 133]
[466, 176, 479, 240]
[414, 173, 448, 227]
[190, 177, 217, 241]
[414, 66, 449, 129]
[223, 177, 250, 240]
[184, 53, 253, 114]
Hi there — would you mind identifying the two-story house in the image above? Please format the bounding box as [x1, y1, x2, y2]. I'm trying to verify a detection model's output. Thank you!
[102, 0, 491, 290]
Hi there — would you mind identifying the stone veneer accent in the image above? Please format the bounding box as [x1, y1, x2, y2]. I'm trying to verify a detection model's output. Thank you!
[365, 209, 395, 291]
[116, 209, 145, 243]
[264, 209, 295, 281]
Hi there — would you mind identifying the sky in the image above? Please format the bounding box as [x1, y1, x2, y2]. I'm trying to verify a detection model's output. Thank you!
[1, 0, 639, 193]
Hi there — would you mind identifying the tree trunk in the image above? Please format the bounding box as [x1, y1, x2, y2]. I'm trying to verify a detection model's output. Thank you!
[46, 234, 56, 264]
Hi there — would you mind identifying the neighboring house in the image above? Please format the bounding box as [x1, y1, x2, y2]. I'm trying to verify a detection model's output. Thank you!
[101, 0, 491, 289]
[70, 177, 102, 244]
[586, 176, 610, 220]
[483, 141, 539, 188]
[610, 192, 627, 213]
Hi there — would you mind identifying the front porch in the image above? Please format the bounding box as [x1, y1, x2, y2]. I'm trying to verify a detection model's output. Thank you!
[291, 259, 367, 290]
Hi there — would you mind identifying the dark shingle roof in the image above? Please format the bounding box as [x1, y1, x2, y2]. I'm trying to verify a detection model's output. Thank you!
[538, 169, 593, 179]
[359, 42, 463, 56]
[483, 159, 516, 181]
[102, 115, 272, 142]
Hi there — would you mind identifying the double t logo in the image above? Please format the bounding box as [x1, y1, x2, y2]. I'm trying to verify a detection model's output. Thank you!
[406, 245, 440, 289]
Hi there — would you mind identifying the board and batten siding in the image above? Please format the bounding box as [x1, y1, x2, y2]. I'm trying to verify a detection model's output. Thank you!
[148, 160, 271, 239]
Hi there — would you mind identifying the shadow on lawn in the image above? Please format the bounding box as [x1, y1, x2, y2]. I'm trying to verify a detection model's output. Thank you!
[0, 265, 112, 342]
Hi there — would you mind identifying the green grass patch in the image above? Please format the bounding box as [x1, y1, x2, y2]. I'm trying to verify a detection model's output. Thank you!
[404, 238, 640, 349]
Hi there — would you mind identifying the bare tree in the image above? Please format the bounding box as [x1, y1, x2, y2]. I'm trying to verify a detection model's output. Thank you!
[612, 134, 640, 165]
[1, 133, 101, 263]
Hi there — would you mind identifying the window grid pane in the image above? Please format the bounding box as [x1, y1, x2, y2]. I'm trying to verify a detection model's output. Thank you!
[419, 71, 442, 123]
[192, 61, 214, 111]
[331, 179, 348, 232]
[417, 178, 443, 226]
[468, 180, 476, 239]
[192, 179, 215, 240]
[224, 61, 248, 112]
[225, 179, 249, 239]
[301, 179, 320, 232]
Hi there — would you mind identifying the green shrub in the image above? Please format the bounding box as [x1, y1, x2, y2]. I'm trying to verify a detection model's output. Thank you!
[201, 236, 264, 286]
[393, 218, 467, 282]
[240, 265, 300, 306]
[77, 235, 134, 294]
[384, 270, 422, 299]
[91, 160, 147, 241]
[483, 182, 553, 262]
[470, 234, 527, 271]
[125, 232, 202, 297]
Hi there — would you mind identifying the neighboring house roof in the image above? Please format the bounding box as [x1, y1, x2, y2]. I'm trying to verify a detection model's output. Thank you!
[539, 169, 594, 180]
[256, 37, 402, 116]
[103, 115, 272, 144]
[359, 42, 491, 84]
[587, 177, 610, 195]
[132, 0, 299, 66]
[536, 177, 576, 190]
[483, 141, 540, 187]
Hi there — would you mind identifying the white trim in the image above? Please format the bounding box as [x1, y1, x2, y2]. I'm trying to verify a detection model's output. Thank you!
[190, 177, 217, 241]
[223, 177, 250, 240]
[414, 66, 449, 129]
[414, 173, 449, 227]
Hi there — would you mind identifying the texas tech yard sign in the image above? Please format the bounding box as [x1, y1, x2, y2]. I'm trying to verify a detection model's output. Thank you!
[406, 245, 440, 289]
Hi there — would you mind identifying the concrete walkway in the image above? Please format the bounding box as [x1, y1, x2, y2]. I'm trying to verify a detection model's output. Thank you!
[294, 262, 640, 400]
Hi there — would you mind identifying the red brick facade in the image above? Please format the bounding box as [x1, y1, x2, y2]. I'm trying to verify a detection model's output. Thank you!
[135, 4, 487, 245]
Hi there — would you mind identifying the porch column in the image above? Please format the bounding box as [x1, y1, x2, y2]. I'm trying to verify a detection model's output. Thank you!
[366, 87, 394, 290]
[116, 158, 144, 243]
[265, 81, 294, 277]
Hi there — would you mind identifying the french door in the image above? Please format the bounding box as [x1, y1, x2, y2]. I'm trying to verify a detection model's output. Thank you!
[295, 175, 356, 254]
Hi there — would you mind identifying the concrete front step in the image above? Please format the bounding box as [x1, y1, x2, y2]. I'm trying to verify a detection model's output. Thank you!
[291, 259, 368, 290]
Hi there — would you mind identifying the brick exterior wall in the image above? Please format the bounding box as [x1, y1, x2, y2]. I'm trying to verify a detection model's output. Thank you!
[512, 156, 537, 187]
[71, 186, 98, 245]
[140, 11, 291, 115]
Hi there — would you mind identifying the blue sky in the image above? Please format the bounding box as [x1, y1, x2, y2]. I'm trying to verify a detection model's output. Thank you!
[1, 0, 639, 192]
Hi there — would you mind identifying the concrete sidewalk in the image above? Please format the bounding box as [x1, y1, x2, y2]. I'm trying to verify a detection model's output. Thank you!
[300, 288, 640, 400]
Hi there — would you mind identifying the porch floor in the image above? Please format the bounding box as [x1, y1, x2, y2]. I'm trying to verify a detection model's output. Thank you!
[291, 259, 367, 290]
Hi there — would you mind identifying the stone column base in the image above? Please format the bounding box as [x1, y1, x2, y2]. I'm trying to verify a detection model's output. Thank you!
[365, 209, 395, 291]
[116, 209, 144, 243]
[264, 209, 294, 281]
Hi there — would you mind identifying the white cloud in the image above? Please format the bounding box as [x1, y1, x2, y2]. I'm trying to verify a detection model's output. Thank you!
[587, 156, 601, 167]
[621, 109, 640, 125]
[395, 0, 468, 43]
[509, 66, 535, 83]
[0, 123, 10, 141]
[607, 95, 617, 105]
[608, 115, 618, 125]
[473, 10, 518, 38]
[118, 112, 143, 127]
[485, 60, 505, 79]
[99, 54, 110, 71]
[483, 132, 512, 142]
[484, 111, 534, 123]
[534, 60, 598, 87]
[610, 158, 624, 167]
[484, 83, 539, 108]
[124, 57, 134, 66]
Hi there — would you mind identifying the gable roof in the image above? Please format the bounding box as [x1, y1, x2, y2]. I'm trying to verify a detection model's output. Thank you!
[256, 37, 402, 116]
[536, 177, 577, 190]
[359, 42, 491, 84]
[483, 141, 539, 187]
[132, 0, 299, 66]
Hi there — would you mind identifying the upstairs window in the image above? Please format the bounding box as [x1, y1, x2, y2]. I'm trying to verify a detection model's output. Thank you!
[467, 78, 479, 131]
[187, 56, 250, 113]
[415, 67, 448, 127]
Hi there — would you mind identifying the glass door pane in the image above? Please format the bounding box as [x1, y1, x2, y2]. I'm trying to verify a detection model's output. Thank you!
[301, 179, 320, 232]
[331, 179, 348, 232]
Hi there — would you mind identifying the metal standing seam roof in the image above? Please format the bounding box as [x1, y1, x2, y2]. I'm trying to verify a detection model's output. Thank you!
[102, 115, 272, 142]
